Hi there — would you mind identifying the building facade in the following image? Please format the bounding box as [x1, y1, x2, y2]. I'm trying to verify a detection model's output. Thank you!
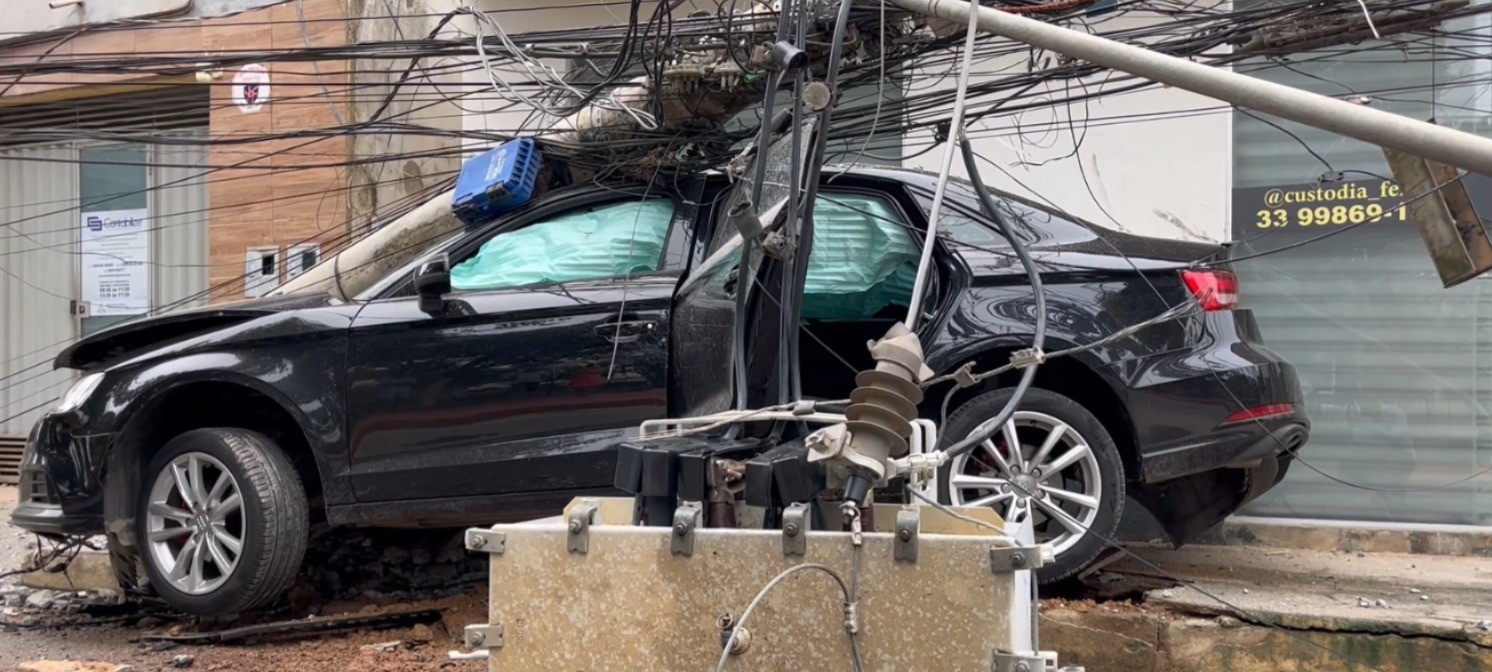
[0, 0, 355, 444]
[0, 0, 1486, 529]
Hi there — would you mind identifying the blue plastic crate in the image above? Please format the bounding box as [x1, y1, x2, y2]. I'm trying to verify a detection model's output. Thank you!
[452, 138, 542, 226]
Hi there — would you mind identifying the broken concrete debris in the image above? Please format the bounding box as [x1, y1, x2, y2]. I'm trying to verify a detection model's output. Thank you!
[408, 623, 435, 642]
[24, 589, 58, 610]
[18, 662, 132, 672]
[361, 641, 404, 654]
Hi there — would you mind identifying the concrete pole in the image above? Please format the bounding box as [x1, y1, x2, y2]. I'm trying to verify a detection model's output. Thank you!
[890, 0, 1492, 177]
[273, 189, 459, 299]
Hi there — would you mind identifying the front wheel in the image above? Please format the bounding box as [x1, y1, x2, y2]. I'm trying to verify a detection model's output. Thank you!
[136, 428, 308, 615]
[937, 387, 1125, 584]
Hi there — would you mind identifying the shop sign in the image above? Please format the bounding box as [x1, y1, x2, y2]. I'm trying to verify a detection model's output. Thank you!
[1233, 178, 1409, 235]
[80, 208, 150, 316]
[233, 64, 270, 113]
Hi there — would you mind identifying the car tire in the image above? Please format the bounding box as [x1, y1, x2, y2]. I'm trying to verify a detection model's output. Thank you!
[136, 428, 308, 615]
[937, 387, 1124, 584]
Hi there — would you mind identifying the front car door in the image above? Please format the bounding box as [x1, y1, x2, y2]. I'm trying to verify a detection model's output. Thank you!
[344, 189, 693, 507]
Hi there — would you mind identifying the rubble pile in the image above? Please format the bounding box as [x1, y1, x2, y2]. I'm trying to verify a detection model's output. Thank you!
[1, 584, 126, 628]
[297, 527, 486, 607]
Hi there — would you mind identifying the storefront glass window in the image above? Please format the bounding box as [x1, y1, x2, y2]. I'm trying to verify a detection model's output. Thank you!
[1231, 5, 1492, 525]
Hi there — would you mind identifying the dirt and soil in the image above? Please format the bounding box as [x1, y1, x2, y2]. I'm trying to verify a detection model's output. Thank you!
[7, 484, 1492, 671]
[0, 487, 492, 672]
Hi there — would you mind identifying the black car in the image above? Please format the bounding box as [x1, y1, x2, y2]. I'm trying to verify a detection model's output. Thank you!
[11, 166, 1308, 614]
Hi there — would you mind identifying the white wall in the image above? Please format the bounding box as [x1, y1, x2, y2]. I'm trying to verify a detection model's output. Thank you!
[459, 5, 1233, 243]
[908, 11, 1232, 242]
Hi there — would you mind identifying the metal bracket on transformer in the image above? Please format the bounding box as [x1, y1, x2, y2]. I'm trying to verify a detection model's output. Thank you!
[568, 501, 599, 554]
[465, 528, 506, 555]
[672, 501, 702, 556]
[465, 623, 505, 650]
[991, 651, 1056, 672]
[781, 502, 810, 557]
[894, 506, 920, 563]
[989, 545, 1046, 572]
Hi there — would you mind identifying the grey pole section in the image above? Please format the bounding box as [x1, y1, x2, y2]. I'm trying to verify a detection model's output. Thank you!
[890, 0, 1492, 177]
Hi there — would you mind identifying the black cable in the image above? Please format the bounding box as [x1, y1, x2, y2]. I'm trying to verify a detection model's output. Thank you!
[941, 134, 1048, 460]
[787, 0, 858, 402]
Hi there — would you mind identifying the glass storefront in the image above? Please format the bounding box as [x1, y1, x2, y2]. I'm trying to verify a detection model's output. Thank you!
[1231, 8, 1492, 525]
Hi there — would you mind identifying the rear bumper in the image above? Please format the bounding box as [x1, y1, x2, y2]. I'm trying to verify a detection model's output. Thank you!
[1110, 309, 1310, 484]
[1139, 418, 1309, 484]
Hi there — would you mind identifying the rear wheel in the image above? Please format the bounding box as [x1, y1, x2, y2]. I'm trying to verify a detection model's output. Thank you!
[938, 387, 1124, 584]
[137, 428, 308, 615]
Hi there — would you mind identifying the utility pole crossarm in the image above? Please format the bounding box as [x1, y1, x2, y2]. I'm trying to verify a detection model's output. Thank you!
[890, 0, 1492, 178]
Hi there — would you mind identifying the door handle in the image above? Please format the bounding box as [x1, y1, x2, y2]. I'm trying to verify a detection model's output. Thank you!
[594, 319, 657, 344]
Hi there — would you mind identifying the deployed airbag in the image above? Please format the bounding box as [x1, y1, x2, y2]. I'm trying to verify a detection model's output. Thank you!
[451, 199, 674, 291]
[802, 194, 919, 320]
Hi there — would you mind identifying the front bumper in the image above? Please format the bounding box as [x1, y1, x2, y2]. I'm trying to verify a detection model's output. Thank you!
[9, 414, 109, 537]
[9, 500, 101, 538]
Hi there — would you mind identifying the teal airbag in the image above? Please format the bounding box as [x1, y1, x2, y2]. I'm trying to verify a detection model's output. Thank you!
[451, 200, 674, 291]
[802, 194, 918, 320]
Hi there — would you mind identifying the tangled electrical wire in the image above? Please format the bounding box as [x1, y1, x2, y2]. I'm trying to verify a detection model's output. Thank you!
[0, 535, 103, 584]
[0, 0, 1483, 179]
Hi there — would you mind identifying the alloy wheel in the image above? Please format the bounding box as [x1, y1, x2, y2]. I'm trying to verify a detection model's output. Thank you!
[947, 410, 1102, 557]
[144, 452, 246, 596]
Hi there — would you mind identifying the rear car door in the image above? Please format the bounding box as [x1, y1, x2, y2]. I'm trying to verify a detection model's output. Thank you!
[344, 190, 693, 502]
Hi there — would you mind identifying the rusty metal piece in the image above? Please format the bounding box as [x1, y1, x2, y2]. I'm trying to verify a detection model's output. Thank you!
[1384, 146, 1492, 287]
[705, 459, 744, 528]
[141, 610, 444, 645]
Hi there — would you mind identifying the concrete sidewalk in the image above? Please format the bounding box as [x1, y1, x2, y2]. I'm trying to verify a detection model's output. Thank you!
[1043, 543, 1492, 671]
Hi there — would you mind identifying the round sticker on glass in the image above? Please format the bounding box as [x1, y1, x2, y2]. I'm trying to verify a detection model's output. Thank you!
[232, 64, 270, 113]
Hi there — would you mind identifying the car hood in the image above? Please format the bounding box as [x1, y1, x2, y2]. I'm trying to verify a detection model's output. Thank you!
[56, 292, 346, 370]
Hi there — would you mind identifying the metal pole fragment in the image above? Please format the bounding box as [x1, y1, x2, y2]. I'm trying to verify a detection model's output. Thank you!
[889, 0, 1492, 177]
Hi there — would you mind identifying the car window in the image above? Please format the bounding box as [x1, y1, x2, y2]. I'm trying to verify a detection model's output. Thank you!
[450, 198, 676, 293]
[804, 192, 919, 320]
[689, 191, 919, 320]
[939, 210, 1008, 248]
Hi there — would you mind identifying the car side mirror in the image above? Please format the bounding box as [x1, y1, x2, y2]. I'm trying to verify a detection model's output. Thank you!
[414, 254, 451, 315]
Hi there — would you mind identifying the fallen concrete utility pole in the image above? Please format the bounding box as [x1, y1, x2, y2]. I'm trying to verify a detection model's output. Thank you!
[275, 189, 459, 299]
[891, 0, 1492, 178]
[282, 0, 1492, 300]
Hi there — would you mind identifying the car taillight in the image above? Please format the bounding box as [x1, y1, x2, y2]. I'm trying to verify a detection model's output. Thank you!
[1220, 403, 1295, 426]
[1181, 269, 1238, 311]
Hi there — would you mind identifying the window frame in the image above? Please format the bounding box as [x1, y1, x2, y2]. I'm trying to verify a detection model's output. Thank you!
[369, 187, 688, 302]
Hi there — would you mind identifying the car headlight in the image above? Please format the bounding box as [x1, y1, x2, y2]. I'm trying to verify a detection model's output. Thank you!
[55, 372, 104, 413]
